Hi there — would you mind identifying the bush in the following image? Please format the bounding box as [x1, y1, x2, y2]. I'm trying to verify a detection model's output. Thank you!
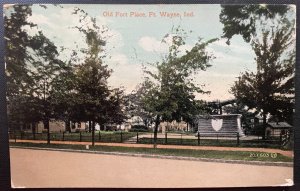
[129, 128, 149, 132]
[129, 125, 148, 132]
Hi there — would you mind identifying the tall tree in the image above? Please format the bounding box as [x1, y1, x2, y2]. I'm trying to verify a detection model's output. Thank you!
[142, 27, 215, 147]
[30, 31, 65, 144]
[231, 24, 295, 139]
[72, 10, 114, 146]
[5, 5, 36, 133]
[5, 5, 65, 144]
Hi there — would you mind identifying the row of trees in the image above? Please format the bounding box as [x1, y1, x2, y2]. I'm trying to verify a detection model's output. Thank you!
[5, 5, 126, 145]
[5, 4, 295, 147]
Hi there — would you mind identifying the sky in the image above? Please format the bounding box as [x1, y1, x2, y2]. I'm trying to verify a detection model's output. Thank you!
[7, 4, 262, 101]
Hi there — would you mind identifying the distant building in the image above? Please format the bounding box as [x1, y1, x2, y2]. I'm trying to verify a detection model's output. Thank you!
[21, 120, 86, 133]
[159, 121, 190, 133]
[265, 122, 292, 139]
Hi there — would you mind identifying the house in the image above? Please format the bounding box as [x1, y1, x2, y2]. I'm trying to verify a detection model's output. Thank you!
[21, 120, 86, 133]
[265, 122, 292, 139]
[159, 121, 190, 133]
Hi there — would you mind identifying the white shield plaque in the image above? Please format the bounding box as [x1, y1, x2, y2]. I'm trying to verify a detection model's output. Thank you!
[211, 119, 223, 131]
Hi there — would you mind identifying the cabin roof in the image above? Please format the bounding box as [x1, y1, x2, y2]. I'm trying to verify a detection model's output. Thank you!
[267, 122, 292, 129]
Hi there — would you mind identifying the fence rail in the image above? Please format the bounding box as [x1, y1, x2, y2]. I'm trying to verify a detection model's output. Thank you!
[9, 131, 136, 143]
[9, 130, 288, 149]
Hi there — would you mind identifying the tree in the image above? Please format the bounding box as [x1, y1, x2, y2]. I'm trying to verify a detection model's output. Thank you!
[231, 24, 295, 139]
[50, 61, 77, 133]
[4, 5, 35, 97]
[72, 10, 117, 146]
[5, 5, 65, 144]
[219, 4, 292, 44]
[29, 31, 66, 144]
[5, 5, 37, 133]
[124, 85, 154, 128]
[142, 27, 215, 147]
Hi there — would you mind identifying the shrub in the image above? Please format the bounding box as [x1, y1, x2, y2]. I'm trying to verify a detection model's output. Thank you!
[129, 125, 149, 132]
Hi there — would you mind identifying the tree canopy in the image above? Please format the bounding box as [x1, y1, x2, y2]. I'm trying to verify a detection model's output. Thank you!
[141, 27, 216, 147]
[220, 4, 292, 44]
[231, 21, 295, 138]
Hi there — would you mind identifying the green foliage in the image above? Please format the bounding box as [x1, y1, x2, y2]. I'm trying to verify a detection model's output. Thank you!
[4, 5, 35, 96]
[129, 125, 148, 132]
[142, 27, 216, 123]
[140, 26, 216, 147]
[220, 4, 292, 44]
[231, 22, 295, 139]
[5, 5, 126, 139]
[71, 14, 126, 125]
[5, 5, 66, 135]
[124, 84, 154, 127]
[231, 25, 295, 120]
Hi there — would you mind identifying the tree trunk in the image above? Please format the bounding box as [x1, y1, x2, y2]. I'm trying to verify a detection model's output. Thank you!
[32, 122, 36, 140]
[88, 121, 92, 132]
[44, 119, 50, 144]
[153, 115, 160, 148]
[65, 120, 71, 133]
[91, 121, 95, 146]
[262, 113, 267, 140]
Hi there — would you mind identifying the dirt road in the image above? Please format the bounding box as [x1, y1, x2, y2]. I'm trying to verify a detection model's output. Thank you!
[10, 148, 293, 188]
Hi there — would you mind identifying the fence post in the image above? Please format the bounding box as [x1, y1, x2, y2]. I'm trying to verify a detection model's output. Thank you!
[14, 132, 17, 143]
[136, 132, 139, 143]
[237, 132, 240, 146]
[20, 131, 23, 140]
[120, 131, 123, 143]
[99, 131, 101, 142]
[62, 132, 65, 141]
[279, 132, 282, 144]
[79, 132, 82, 142]
[151, 133, 153, 144]
[165, 132, 167, 144]
[197, 132, 200, 146]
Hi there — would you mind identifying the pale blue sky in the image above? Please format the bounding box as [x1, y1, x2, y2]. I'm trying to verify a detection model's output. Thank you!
[9, 4, 261, 101]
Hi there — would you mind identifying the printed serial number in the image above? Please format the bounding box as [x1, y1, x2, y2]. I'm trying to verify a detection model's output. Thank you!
[249, 153, 277, 158]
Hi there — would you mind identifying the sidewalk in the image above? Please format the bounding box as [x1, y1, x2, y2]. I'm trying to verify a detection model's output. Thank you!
[10, 139, 294, 158]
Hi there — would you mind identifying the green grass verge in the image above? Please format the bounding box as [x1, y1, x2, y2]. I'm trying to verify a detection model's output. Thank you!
[10, 142, 293, 163]
[138, 138, 284, 149]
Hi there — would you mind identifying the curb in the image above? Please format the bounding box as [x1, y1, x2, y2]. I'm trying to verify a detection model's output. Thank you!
[10, 146, 293, 167]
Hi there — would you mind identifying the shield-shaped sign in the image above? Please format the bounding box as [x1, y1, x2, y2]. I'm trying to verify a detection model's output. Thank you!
[211, 119, 223, 132]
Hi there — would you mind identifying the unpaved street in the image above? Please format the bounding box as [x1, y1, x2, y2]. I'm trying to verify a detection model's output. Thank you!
[10, 148, 293, 188]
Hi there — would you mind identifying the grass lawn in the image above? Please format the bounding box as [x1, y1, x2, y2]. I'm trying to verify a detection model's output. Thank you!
[10, 142, 293, 163]
[138, 137, 284, 149]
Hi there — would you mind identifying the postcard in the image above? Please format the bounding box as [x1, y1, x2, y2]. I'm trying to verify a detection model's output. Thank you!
[3, 3, 295, 188]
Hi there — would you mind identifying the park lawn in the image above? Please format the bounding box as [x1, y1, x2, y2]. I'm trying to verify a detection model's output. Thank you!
[138, 137, 284, 149]
[10, 142, 293, 163]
